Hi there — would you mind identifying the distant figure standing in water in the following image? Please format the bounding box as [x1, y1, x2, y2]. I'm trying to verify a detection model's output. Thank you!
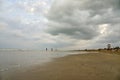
[51, 48, 53, 51]
[46, 48, 48, 51]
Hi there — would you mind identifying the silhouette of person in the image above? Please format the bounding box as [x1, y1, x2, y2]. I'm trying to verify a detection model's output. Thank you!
[46, 48, 48, 51]
[51, 48, 53, 51]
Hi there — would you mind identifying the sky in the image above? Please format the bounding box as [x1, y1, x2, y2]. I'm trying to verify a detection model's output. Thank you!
[0, 0, 120, 50]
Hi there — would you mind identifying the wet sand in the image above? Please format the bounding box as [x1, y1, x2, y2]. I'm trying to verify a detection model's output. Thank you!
[9, 52, 120, 80]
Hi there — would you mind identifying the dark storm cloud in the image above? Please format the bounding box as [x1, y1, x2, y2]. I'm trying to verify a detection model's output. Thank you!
[46, 0, 120, 41]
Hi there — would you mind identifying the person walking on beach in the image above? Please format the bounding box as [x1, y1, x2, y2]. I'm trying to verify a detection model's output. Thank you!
[51, 48, 53, 51]
[46, 48, 48, 51]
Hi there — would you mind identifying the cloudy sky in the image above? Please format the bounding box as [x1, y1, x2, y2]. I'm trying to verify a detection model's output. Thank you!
[0, 0, 120, 50]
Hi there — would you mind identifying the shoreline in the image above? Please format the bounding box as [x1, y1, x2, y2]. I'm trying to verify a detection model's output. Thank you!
[6, 52, 120, 80]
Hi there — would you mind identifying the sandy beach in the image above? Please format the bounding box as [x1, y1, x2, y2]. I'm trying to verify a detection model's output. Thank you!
[8, 52, 120, 80]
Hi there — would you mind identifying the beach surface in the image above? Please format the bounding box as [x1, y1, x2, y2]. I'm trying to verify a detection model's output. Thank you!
[9, 52, 120, 80]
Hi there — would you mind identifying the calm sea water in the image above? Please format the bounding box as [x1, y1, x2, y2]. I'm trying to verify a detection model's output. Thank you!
[0, 50, 88, 80]
[0, 50, 87, 72]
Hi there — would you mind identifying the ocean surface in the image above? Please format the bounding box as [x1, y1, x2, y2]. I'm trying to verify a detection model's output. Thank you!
[0, 50, 88, 80]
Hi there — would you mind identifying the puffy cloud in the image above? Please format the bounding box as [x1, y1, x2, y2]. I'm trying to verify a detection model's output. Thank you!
[47, 0, 115, 39]
[46, 20, 99, 40]
[0, 0, 120, 49]
[45, 0, 120, 49]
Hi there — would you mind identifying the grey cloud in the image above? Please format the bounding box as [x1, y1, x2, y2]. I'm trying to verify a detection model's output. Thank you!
[46, 21, 98, 39]
[0, 0, 120, 49]
[46, 0, 120, 41]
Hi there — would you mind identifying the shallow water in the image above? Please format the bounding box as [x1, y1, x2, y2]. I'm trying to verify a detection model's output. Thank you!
[0, 50, 88, 80]
[0, 50, 66, 72]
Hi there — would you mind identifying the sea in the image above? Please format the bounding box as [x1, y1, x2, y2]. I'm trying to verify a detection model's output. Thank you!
[0, 49, 88, 80]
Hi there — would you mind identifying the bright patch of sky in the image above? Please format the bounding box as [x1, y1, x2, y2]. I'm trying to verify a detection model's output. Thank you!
[1, 0, 51, 27]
